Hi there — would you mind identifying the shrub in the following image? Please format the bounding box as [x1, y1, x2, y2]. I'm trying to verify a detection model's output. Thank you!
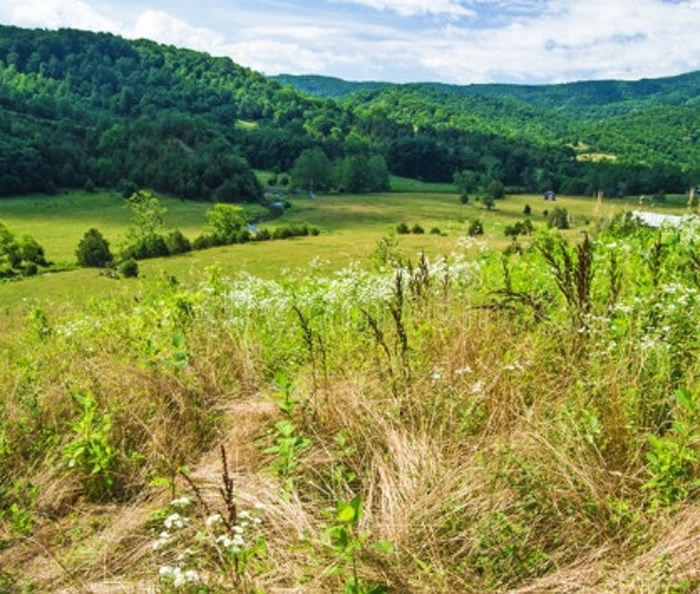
[411, 224, 425, 234]
[84, 178, 96, 193]
[117, 179, 138, 198]
[165, 230, 192, 255]
[22, 262, 38, 276]
[310, 227, 321, 236]
[430, 227, 442, 235]
[468, 219, 484, 236]
[119, 259, 139, 278]
[255, 228, 271, 241]
[192, 234, 213, 250]
[76, 228, 113, 268]
[122, 234, 169, 260]
[547, 207, 570, 230]
[396, 223, 410, 234]
[523, 204, 532, 215]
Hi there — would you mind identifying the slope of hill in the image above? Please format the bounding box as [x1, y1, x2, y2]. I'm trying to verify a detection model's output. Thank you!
[0, 25, 697, 201]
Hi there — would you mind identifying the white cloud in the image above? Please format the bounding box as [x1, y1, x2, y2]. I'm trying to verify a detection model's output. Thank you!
[336, 0, 475, 17]
[0, 0, 698, 83]
[0, 0, 117, 31]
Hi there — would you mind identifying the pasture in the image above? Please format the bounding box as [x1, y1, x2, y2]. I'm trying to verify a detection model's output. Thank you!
[0, 187, 691, 311]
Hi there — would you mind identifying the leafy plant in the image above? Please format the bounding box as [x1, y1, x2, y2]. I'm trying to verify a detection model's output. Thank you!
[62, 392, 118, 498]
[645, 388, 699, 507]
[324, 495, 390, 594]
[265, 419, 311, 492]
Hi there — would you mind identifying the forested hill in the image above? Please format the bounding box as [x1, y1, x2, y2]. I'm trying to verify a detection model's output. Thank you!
[272, 74, 391, 99]
[274, 71, 700, 111]
[0, 25, 698, 200]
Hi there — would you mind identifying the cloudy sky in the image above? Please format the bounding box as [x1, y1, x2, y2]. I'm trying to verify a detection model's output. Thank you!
[1, 0, 699, 84]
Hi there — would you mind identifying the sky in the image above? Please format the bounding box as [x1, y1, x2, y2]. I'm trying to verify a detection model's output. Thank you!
[1, 0, 699, 84]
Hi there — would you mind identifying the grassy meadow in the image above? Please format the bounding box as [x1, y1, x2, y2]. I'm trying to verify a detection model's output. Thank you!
[0, 185, 698, 593]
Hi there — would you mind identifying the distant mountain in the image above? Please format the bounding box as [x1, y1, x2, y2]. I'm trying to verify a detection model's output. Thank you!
[273, 71, 700, 113]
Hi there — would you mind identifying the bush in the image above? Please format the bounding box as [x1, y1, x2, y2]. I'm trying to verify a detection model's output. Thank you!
[411, 224, 425, 234]
[547, 207, 570, 230]
[430, 227, 441, 235]
[122, 234, 169, 260]
[119, 259, 139, 278]
[523, 204, 532, 216]
[22, 262, 38, 276]
[468, 219, 484, 236]
[165, 230, 192, 255]
[504, 220, 534, 238]
[76, 228, 113, 268]
[396, 223, 410, 234]
[84, 178, 96, 193]
[254, 228, 271, 241]
[310, 227, 321, 236]
[193, 234, 214, 250]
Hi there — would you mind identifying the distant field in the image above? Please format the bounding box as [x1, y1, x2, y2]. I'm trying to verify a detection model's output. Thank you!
[0, 190, 265, 264]
[0, 188, 692, 311]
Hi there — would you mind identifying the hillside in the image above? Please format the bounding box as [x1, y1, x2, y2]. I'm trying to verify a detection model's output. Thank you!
[275, 70, 700, 111]
[0, 25, 698, 202]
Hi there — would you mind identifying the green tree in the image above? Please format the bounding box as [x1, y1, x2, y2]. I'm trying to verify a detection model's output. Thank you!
[454, 169, 479, 195]
[76, 228, 113, 267]
[486, 179, 505, 199]
[126, 190, 166, 238]
[291, 148, 331, 192]
[206, 204, 246, 243]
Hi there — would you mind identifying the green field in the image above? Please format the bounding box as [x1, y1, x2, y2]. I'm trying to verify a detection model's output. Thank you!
[0, 189, 692, 311]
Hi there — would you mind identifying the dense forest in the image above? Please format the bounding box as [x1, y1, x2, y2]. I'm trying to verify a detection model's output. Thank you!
[0, 25, 698, 200]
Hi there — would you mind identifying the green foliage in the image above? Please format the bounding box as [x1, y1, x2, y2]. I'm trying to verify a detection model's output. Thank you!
[62, 392, 119, 498]
[119, 258, 139, 278]
[165, 229, 192, 255]
[206, 203, 246, 242]
[291, 147, 332, 191]
[547, 207, 570, 229]
[126, 191, 166, 238]
[265, 419, 311, 492]
[76, 228, 113, 268]
[504, 219, 534, 238]
[411, 223, 424, 234]
[468, 219, 484, 236]
[523, 204, 532, 215]
[395, 222, 410, 235]
[0, 223, 48, 277]
[486, 179, 505, 199]
[324, 496, 390, 594]
[645, 389, 699, 508]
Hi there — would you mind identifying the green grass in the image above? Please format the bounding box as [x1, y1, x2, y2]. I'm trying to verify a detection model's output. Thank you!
[0, 189, 693, 311]
[0, 190, 265, 264]
[389, 175, 456, 193]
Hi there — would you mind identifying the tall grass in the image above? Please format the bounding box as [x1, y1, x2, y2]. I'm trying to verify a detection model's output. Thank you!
[0, 217, 698, 592]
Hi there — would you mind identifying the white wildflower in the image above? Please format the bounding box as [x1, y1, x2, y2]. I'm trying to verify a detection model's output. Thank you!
[170, 496, 193, 508]
[206, 513, 223, 527]
[164, 513, 184, 530]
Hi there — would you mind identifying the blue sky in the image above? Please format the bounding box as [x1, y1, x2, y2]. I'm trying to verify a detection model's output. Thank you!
[1, 0, 699, 84]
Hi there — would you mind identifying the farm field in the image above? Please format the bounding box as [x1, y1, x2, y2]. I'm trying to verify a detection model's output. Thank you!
[0, 188, 691, 311]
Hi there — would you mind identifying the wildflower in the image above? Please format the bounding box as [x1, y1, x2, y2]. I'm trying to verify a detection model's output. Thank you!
[206, 513, 223, 527]
[170, 496, 193, 508]
[164, 513, 185, 530]
[471, 380, 485, 395]
[455, 365, 473, 376]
